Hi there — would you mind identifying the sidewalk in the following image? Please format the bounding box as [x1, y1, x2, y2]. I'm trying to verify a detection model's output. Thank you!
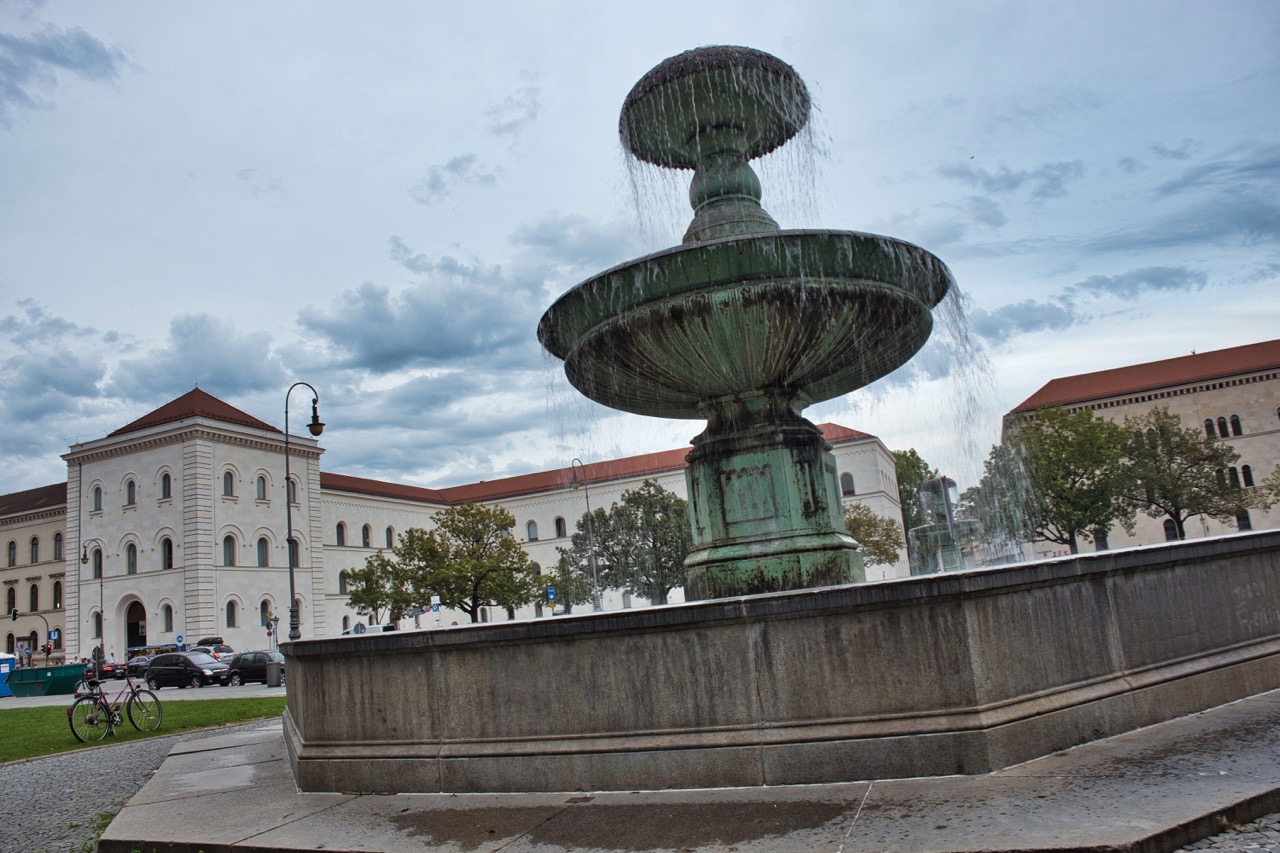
[99, 689, 1280, 853]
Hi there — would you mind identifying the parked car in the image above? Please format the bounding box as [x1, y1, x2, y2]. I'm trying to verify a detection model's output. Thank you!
[226, 650, 285, 686]
[189, 643, 235, 662]
[145, 651, 231, 689]
[125, 655, 152, 679]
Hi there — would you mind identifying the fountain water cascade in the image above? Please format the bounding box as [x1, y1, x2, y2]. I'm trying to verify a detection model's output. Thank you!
[282, 47, 1280, 797]
[539, 46, 953, 598]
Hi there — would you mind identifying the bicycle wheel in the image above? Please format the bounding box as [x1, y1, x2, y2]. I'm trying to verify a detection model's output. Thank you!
[69, 697, 111, 743]
[127, 689, 163, 731]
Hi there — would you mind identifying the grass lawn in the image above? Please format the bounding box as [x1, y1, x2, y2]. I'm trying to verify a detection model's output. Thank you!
[0, 695, 286, 763]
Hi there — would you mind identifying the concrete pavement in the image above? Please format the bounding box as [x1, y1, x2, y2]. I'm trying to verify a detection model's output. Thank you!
[97, 688, 1280, 853]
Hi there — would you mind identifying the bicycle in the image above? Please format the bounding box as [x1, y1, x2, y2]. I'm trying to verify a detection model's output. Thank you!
[67, 674, 163, 742]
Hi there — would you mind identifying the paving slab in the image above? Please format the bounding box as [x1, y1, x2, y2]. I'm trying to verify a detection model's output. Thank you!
[99, 690, 1280, 853]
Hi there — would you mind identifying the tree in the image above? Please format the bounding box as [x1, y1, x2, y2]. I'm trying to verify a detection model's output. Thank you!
[549, 551, 596, 614]
[1121, 407, 1260, 540]
[396, 503, 542, 623]
[843, 503, 904, 566]
[960, 441, 1036, 545]
[1008, 407, 1137, 553]
[344, 553, 411, 625]
[1262, 465, 1280, 505]
[560, 480, 692, 605]
[893, 449, 936, 533]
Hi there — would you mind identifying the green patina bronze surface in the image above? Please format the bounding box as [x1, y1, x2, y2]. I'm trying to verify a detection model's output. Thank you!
[538, 46, 953, 598]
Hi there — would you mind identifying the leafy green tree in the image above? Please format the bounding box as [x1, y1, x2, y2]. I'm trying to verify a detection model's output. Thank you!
[893, 448, 936, 533]
[1008, 407, 1137, 553]
[1121, 407, 1260, 540]
[560, 480, 691, 605]
[549, 551, 596, 614]
[396, 503, 542, 623]
[1262, 465, 1280, 505]
[344, 553, 412, 625]
[843, 503, 904, 566]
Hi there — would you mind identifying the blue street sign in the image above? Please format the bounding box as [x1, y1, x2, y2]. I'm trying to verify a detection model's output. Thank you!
[49, 628, 60, 640]
[176, 635, 184, 645]
[547, 586, 557, 602]
[431, 604, 440, 613]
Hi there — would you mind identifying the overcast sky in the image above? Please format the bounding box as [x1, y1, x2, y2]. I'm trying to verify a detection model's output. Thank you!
[2, 0, 1278, 494]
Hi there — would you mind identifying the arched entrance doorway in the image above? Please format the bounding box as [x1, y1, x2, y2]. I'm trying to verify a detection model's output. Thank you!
[126, 601, 147, 649]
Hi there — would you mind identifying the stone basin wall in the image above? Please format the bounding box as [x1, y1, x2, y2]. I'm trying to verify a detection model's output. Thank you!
[284, 529, 1280, 793]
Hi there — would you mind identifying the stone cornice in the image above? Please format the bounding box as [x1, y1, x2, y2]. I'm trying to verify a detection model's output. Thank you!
[64, 423, 323, 466]
[0, 506, 67, 526]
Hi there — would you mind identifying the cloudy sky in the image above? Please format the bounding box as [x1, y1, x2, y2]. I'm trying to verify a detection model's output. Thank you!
[2, 0, 1278, 494]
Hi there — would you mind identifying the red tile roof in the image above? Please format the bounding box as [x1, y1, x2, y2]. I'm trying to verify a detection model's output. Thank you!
[1009, 339, 1280, 414]
[0, 483, 67, 517]
[320, 423, 874, 505]
[109, 388, 280, 437]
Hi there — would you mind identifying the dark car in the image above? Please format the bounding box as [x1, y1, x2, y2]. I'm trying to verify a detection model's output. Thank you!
[125, 655, 152, 679]
[226, 650, 285, 686]
[145, 651, 231, 689]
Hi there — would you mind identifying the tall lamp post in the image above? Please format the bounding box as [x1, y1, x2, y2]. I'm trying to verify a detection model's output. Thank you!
[570, 459, 603, 612]
[284, 383, 325, 641]
[80, 538, 106, 664]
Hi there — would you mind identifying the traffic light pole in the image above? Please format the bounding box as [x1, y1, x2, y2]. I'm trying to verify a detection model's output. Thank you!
[11, 608, 53, 662]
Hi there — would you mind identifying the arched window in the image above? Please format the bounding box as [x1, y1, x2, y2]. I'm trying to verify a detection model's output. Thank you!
[223, 472, 235, 497]
[287, 478, 298, 504]
[226, 601, 238, 628]
[342, 615, 350, 633]
[1203, 419, 1215, 438]
[555, 517, 567, 538]
[362, 525, 371, 548]
[1228, 467, 1241, 489]
[125, 480, 136, 505]
[1230, 415, 1243, 436]
[161, 472, 172, 499]
[51, 626, 62, 651]
[1217, 417, 1229, 439]
[288, 538, 299, 568]
[91, 548, 102, 580]
[385, 526, 394, 548]
[126, 543, 138, 574]
[1163, 519, 1178, 541]
[29, 584, 39, 612]
[53, 581, 62, 610]
[223, 535, 236, 566]
[1243, 465, 1255, 488]
[30, 536, 39, 564]
[257, 537, 269, 567]
[6, 540, 14, 567]
[526, 521, 539, 541]
[338, 571, 348, 594]
[53, 532, 62, 561]
[840, 473, 856, 496]
[336, 523, 346, 547]
[256, 475, 267, 500]
[260, 600, 270, 627]
[294, 597, 303, 624]
[92, 487, 103, 512]
[1216, 468, 1227, 489]
[163, 604, 174, 633]
[5, 587, 15, 612]
[161, 537, 174, 570]
[92, 612, 102, 639]
[1237, 511, 1253, 531]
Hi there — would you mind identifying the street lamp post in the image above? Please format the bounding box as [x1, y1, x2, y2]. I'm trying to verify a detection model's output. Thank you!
[570, 459, 603, 612]
[80, 538, 106, 665]
[284, 383, 325, 642]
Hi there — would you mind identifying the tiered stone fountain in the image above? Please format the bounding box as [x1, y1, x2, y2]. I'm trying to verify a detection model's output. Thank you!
[538, 46, 953, 598]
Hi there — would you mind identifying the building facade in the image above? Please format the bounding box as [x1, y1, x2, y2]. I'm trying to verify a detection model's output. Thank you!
[1005, 339, 1280, 552]
[2, 389, 906, 662]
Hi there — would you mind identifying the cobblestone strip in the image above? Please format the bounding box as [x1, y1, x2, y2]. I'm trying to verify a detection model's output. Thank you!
[0, 722, 273, 853]
[1178, 813, 1280, 851]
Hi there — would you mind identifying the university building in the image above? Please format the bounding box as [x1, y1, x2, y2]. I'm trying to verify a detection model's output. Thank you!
[1005, 338, 1280, 552]
[2, 389, 905, 663]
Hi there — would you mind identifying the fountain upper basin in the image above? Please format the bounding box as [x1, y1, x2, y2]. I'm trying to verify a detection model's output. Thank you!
[537, 229, 954, 419]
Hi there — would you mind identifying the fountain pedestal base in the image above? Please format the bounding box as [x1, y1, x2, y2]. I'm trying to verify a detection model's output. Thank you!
[683, 407, 864, 599]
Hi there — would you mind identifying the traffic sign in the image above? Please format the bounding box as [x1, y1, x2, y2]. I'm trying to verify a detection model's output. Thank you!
[547, 586, 556, 602]
[431, 603, 440, 613]
[176, 635, 184, 645]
